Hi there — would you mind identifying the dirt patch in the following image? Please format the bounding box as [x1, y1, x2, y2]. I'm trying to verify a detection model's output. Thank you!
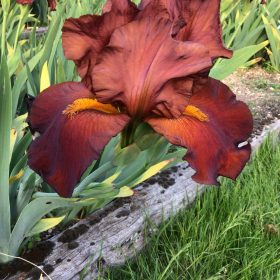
[223, 66, 280, 138]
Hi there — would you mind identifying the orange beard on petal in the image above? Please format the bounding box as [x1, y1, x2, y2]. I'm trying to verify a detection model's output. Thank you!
[183, 105, 208, 122]
[63, 98, 119, 118]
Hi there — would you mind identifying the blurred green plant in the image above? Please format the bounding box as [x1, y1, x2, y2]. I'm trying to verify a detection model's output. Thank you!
[215, 0, 280, 73]
[262, 14, 280, 71]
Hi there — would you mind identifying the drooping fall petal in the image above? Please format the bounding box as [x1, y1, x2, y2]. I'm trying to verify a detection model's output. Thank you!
[28, 82, 130, 197]
[62, 0, 138, 89]
[93, 16, 212, 118]
[139, 0, 232, 59]
[146, 78, 253, 185]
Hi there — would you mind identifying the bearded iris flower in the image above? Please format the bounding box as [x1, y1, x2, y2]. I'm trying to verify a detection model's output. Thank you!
[47, 0, 56, 11]
[28, 0, 253, 198]
[16, 0, 57, 10]
[16, 0, 33, 4]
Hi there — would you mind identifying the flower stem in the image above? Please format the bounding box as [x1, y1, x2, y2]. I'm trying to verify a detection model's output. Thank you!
[121, 121, 140, 148]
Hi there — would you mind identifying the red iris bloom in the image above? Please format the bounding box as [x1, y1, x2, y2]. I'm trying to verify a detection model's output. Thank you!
[16, 0, 33, 5]
[16, 0, 56, 10]
[28, 0, 253, 197]
[47, 0, 56, 11]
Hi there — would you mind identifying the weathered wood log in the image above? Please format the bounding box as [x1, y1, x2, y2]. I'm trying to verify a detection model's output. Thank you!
[20, 27, 48, 40]
[6, 119, 280, 280]
[7, 164, 203, 280]
[251, 119, 280, 151]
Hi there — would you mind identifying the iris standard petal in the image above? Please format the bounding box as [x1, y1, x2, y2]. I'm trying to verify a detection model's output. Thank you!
[28, 82, 130, 197]
[139, 0, 232, 59]
[146, 78, 253, 185]
[62, 0, 138, 89]
[176, 0, 233, 59]
[138, 0, 183, 21]
[92, 16, 212, 118]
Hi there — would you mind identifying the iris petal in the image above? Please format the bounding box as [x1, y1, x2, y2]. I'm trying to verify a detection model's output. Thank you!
[28, 82, 130, 197]
[47, 0, 56, 11]
[92, 16, 212, 118]
[138, 0, 184, 22]
[146, 78, 253, 185]
[139, 0, 232, 59]
[62, 0, 138, 89]
[176, 0, 233, 59]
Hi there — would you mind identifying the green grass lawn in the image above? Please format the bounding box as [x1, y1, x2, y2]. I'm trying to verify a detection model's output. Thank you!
[103, 134, 280, 280]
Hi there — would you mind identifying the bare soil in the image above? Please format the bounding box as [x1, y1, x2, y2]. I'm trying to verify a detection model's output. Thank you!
[223, 66, 280, 138]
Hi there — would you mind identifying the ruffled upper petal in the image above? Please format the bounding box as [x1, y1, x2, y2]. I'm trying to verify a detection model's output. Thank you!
[92, 16, 212, 118]
[28, 82, 130, 197]
[139, 0, 232, 59]
[176, 0, 232, 59]
[146, 78, 253, 185]
[138, 0, 183, 21]
[62, 0, 138, 89]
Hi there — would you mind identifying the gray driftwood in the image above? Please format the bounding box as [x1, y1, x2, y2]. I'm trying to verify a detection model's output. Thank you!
[7, 119, 280, 280]
[52, 165, 203, 280]
[8, 164, 203, 280]
[20, 27, 48, 40]
[251, 119, 280, 151]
